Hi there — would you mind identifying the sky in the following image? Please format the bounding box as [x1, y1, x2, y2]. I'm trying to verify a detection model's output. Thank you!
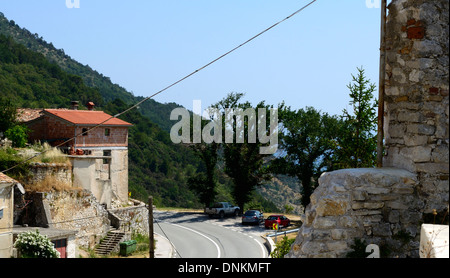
[0, 0, 383, 116]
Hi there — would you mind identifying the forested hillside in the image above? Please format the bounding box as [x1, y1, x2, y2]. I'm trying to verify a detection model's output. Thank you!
[0, 29, 203, 207]
[0, 12, 293, 212]
[0, 12, 181, 132]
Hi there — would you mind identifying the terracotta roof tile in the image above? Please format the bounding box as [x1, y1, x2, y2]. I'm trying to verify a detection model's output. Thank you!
[44, 109, 132, 126]
[16, 108, 44, 122]
[0, 172, 18, 185]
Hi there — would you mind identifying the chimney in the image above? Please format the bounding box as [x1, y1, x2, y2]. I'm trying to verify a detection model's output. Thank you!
[71, 101, 79, 110]
[87, 102, 95, 111]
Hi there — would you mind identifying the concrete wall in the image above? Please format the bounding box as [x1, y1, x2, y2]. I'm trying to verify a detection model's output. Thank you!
[70, 148, 128, 207]
[0, 183, 13, 258]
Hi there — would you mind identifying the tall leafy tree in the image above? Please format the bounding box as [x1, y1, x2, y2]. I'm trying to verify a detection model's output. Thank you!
[271, 105, 343, 208]
[336, 67, 378, 169]
[213, 93, 273, 212]
[187, 142, 219, 207]
[0, 96, 17, 133]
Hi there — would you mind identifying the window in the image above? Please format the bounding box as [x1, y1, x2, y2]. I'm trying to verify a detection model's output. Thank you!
[0, 209, 3, 219]
[105, 128, 110, 136]
[82, 128, 88, 136]
[103, 150, 111, 165]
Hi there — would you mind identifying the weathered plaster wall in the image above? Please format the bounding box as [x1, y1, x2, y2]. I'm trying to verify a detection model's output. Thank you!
[70, 148, 129, 208]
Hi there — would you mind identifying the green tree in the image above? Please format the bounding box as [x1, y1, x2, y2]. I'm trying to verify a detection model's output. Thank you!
[212, 93, 273, 212]
[336, 67, 378, 168]
[4, 125, 29, 148]
[271, 106, 342, 208]
[187, 143, 219, 207]
[0, 96, 17, 133]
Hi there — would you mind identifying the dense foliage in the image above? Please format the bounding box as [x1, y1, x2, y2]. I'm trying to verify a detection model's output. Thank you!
[14, 229, 60, 258]
[336, 67, 378, 168]
[0, 29, 204, 207]
[0, 35, 103, 108]
[271, 106, 343, 207]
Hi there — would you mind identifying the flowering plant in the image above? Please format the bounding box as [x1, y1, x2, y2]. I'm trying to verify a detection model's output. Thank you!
[14, 230, 60, 258]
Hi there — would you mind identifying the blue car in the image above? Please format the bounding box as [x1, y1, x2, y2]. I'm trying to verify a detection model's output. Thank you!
[241, 210, 264, 225]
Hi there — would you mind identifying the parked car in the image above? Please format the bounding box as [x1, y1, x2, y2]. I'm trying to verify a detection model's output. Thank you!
[205, 202, 240, 218]
[264, 215, 290, 229]
[241, 210, 264, 225]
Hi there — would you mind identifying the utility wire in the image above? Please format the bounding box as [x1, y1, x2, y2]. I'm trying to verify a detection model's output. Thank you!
[1, 0, 317, 175]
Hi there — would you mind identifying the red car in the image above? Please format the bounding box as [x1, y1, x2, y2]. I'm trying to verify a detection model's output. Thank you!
[264, 215, 290, 229]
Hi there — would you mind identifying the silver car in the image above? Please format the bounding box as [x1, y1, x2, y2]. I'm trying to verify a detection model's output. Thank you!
[241, 210, 264, 225]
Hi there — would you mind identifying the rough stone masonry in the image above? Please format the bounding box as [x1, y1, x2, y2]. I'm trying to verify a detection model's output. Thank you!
[383, 0, 449, 212]
[287, 0, 448, 258]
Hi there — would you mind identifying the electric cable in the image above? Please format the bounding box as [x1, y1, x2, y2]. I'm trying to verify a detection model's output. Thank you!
[1, 0, 317, 175]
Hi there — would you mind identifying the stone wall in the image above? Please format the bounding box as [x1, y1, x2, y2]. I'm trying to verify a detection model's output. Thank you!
[108, 199, 149, 236]
[18, 191, 149, 252]
[25, 191, 111, 249]
[383, 0, 449, 212]
[287, 0, 448, 258]
[287, 168, 421, 258]
[28, 162, 72, 185]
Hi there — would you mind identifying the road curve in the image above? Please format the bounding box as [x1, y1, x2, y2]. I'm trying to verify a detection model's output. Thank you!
[154, 211, 268, 258]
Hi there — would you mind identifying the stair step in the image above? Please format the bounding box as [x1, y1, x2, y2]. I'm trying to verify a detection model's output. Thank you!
[94, 230, 126, 255]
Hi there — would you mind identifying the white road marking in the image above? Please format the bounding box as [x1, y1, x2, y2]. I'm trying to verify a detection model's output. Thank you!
[171, 223, 222, 258]
[254, 237, 268, 258]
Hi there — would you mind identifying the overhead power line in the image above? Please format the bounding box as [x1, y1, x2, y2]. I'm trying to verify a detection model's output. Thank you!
[1, 0, 317, 175]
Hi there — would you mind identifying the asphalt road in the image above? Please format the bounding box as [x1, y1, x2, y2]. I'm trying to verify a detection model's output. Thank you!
[154, 211, 269, 258]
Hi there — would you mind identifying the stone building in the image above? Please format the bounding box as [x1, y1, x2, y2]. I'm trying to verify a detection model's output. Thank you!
[24, 102, 133, 207]
[287, 0, 448, 258]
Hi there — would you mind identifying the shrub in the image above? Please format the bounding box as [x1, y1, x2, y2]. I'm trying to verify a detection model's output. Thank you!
[270, 236, 295, 258]
[14, 229, 60, 258]
[4, 125, 29, 148]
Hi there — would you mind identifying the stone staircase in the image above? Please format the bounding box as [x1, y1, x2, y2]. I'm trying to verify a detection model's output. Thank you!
[95, 230, 125, 256]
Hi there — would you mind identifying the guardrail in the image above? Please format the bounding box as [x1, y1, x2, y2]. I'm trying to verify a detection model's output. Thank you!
[266, 228, 300, 238]
[263, 228, 300, 257]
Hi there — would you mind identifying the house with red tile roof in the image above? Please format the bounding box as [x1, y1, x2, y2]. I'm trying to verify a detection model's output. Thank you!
[23, 102, 133, 207]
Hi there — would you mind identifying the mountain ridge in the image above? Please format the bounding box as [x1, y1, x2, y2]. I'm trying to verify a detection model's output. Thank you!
[0, 11, 302, 213]
[0, 12, 182, 132]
